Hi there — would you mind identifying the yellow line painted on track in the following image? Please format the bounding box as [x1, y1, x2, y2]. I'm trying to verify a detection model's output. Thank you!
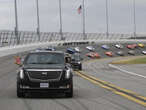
[75, 71, 114, 92]
[114, 91, 146, 106]
[75, 71, 146, 107]
[87, 72, 144, 98]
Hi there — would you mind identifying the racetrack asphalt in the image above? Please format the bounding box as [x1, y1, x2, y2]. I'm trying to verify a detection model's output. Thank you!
[0, 43, 146, 110]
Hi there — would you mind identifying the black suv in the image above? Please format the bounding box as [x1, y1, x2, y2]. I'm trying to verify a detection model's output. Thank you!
[71, 53, 82, 70]
[17, 51, 73, 98]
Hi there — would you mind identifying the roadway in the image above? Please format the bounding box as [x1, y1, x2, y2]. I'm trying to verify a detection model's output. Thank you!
[0, 43, 146, 110]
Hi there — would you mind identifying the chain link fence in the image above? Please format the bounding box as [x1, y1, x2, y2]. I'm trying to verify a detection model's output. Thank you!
[0, 30, 145, 47]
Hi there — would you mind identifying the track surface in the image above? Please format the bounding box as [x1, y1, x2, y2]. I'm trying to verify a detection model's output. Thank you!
[0, 44, 146, 110]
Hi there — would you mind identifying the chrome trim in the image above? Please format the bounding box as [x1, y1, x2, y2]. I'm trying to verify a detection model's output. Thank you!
[26, 70, 63, 82]
[21, 87, 68, 90]
[26, 69, 62, 71]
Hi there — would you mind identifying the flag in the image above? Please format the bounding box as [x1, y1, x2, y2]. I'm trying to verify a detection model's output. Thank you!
[78, 5, 82, 14]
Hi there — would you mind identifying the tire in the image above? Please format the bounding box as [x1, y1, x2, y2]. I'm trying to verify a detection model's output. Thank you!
[65, 80, 73, 98]
[17, 82, 24, 98]
[79, 65, 82, 70]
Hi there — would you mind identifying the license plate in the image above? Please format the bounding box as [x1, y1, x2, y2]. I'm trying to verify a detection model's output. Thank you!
[40, 83, 49, 88]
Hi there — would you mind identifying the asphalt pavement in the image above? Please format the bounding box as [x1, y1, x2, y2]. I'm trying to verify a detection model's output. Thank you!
[0, 43, 146, 110]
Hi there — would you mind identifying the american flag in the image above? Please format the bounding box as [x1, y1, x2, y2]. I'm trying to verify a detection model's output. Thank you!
[78, 5, 82, 14]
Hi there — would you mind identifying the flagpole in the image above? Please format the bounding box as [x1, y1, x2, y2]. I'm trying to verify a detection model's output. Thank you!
[36, 0, 40, 41]
[59, 0, 63, 40]
[14, 0, 19, 44]
[82, 0, 86, 40]
[133, 0, 136, 39]
[105, 0, 109, 38]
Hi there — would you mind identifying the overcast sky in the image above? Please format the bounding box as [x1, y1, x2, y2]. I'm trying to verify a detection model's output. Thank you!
[0, 0, 146, 33]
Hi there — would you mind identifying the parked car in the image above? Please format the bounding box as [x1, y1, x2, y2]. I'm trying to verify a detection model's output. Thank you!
[115, 44, 124, 49]
[116, 51, 124, 56]
[138, 43, 144, 48]
[44, 46, 56, 51]
[66, 48, 75, 54]
[128, 50, 135, 55]
[86, 46, 95, 51]
[93, 52, 100, 58]
[105, 51, 113, 57]
[142, 51, 146, 55]
[35, 47, 44, 52]
[16, 51, 73, 98]
[86, 52, 100, 58]
[133, 44, 138, 48]
[101, 45, 110, 50]
[86, 52, 94, 58]
[74, 47, 81, 53]
[127, 44, 136, 49]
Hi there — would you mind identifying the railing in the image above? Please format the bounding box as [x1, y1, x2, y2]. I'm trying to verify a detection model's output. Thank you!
[0, 30, 146, 47]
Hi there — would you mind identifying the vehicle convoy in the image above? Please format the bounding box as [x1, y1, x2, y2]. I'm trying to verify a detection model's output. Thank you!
[16, 51, 73, 98]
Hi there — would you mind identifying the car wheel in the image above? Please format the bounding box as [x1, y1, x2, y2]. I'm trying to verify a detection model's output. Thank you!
[17, 82, 24, 98]
[79, 65, 82, 70]
[65, 81, 73, 98]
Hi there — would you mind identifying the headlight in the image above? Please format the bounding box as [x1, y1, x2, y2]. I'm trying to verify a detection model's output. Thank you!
[20, 69, 24, 79]
[65, 69, 71, 79]
[78, 62, 81, 64]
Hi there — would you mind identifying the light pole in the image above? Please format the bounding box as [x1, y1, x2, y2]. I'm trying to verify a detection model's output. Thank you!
[14, 0, 19, 44]
[59, 0, 63, 40]
[36, 0, 40, 41]
[82, 0, 86, 40]
[105, 0, 109, 38]
[133, 0, 136, 39]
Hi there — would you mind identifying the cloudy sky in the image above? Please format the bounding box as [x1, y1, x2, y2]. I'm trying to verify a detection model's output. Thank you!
[0, 0, 146, 33]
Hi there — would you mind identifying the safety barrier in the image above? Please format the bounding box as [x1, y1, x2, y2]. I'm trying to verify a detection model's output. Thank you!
[0, 30, 141, 47]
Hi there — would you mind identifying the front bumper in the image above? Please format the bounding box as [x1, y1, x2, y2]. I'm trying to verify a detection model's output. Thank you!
[20, 86, 71, 94]
[18, 79, 72, 93]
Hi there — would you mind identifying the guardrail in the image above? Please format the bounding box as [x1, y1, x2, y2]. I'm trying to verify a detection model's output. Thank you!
[0, 30, 141, 47]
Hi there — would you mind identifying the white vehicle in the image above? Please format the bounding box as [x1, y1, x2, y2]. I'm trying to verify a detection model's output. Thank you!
[115, 44, 123, 49]
[86, 46, 95, 51]
[142, 51, 146, 55]
[128, 50, 135, 55]
[74, 47, 80, 53]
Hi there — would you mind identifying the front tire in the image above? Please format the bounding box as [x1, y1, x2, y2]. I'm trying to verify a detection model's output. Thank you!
[17, 82, 24, 98]
[79, 65, 82, 70]
[65, 80, 73, 98]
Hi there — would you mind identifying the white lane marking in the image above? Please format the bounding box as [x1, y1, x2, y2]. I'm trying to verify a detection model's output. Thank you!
[109, 64, 146, 79]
